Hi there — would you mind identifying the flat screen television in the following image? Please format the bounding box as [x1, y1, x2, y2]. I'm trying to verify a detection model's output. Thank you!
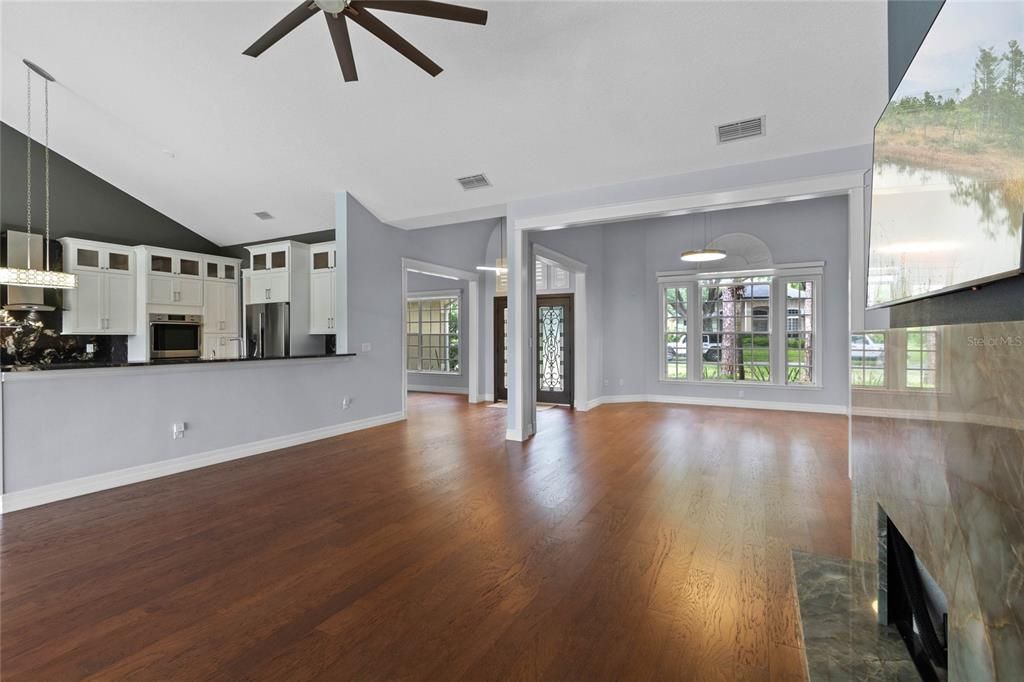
[867, 0, 1024, 308]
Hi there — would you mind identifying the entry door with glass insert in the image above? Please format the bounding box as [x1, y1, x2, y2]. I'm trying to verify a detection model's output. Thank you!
[536, 295, 573, 405]
[493, 295, 574, 405]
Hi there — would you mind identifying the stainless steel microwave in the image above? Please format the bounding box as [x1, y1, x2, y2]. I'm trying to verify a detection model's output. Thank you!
[150, 313, 202, 360]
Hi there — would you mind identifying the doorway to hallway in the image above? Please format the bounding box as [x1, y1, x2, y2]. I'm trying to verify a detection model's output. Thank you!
[493, 294, 574, 405]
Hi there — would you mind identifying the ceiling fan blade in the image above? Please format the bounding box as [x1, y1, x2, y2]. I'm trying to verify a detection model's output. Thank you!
[345, 7, 442, 77]
[326, 13, 358, 81]
[352, 1, 487, 25]
[243, 1, 321, 57]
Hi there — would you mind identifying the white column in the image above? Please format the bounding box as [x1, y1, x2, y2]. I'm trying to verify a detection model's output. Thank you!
[468, 279, 480, 403]
[506, 218, 535, 441]
[334, 191, 350, 354]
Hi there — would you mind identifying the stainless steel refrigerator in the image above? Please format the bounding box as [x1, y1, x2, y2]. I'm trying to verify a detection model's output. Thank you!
[246, 302, 290, 358]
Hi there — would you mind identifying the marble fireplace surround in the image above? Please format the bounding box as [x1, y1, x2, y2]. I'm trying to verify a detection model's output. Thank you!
[851, 321, 1024, 679]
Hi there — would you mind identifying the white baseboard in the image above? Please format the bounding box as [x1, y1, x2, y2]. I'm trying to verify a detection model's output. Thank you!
[482, 393, 495, 402]
[1, 411, 406, 514]
[407, 385, 468, 395]
[588, 393, 847, 415]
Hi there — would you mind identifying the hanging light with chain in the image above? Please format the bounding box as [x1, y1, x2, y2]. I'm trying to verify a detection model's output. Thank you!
[0, 60, 77, 289]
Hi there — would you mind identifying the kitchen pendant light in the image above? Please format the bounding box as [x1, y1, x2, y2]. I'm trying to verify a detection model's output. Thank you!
[680, 212, 727, 263]
[477, 218, 508, 274]
[0, 61, 77, 290]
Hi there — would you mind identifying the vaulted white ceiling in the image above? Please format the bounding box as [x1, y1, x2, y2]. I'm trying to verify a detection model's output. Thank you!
[1, 1, 887, 245]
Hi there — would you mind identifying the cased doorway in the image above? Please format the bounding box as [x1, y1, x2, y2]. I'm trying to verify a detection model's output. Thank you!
[494, 294, 574, 405]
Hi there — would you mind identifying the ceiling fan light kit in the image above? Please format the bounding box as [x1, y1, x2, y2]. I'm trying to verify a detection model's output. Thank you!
[244, 0, 488, 82]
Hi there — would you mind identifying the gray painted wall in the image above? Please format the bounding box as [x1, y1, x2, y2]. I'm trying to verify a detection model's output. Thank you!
[2, 359, 370, 492]
[1, 123, 218, 252]
[1, 195, 492, 495]
[406, 271, 469, 393]
[528, 196, 850, 410]
[341, 196, 492, 407]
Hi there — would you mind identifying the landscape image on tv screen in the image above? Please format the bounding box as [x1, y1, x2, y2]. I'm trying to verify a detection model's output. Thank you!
[868, 0, 1024, 307]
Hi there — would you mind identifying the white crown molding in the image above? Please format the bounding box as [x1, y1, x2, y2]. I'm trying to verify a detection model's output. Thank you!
[513, 170, 867, 232]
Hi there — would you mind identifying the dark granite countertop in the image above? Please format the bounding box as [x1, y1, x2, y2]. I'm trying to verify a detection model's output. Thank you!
[1, 353, 356, 373]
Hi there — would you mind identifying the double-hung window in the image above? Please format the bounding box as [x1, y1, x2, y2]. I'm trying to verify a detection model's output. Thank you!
[407, 293, 460, 373]
[659, 266, 822, 387]
[700, 277, 772, 382]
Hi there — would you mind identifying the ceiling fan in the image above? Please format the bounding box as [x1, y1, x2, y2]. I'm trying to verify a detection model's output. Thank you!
[243, 0, 488, 82]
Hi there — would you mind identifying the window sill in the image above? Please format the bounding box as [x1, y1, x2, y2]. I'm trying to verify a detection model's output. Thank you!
[658, 377, 823, 390]
[408, 370, 463, 377]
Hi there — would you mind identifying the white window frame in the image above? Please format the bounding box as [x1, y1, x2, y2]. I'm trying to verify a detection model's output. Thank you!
[406, 289, 462, 375]
[659, 281, 698, 382]
[657, 262, 824, 388]
[536, 256, 574, 294]
[776, 274, 822, 387]
[850, 330, 891, 390]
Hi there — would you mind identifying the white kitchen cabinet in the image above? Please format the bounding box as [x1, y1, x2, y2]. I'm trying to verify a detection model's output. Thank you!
[146, 249, 202, 278]
[249, 244, 290, 273]
[250, 271, 289, 303]
[147, 274, 203, 306]
[308, 242, 337, 334]
[202, 334, 241, 360]
[105, 274, 136, 333]
[59, 238, 137, 335]
[204, 280, 240, 334]
[309, 271, 336, 333]
[67, 242, 134, 274]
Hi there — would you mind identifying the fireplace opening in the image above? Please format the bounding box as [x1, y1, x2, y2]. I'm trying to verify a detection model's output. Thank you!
[887, 518, 949, 681]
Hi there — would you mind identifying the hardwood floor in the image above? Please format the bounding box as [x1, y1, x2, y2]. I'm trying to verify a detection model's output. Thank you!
[0, 394, 850, 681]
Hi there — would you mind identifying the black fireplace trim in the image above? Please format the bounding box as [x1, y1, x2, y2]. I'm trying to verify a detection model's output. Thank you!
[887, 517, 948, 680]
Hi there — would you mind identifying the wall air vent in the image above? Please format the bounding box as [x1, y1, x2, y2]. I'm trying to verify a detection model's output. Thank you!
[253, 211, 275, 220]
[716, 116, 765, 144]
[457, 173, 491, 190]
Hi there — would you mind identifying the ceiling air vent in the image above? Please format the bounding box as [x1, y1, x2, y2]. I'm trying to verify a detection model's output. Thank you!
[253, 211, 275, 220]
[716, 116, 765, 144]
[457, 173, 491, 190]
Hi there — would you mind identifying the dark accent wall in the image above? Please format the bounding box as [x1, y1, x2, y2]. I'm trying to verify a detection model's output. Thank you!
[887, 0, 944, 97]
[1, 122, 217, 252]
[880, 0, 1024, 327]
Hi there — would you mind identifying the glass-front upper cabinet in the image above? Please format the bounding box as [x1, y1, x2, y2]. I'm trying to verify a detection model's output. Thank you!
[62, 239, 135, 274]
[203, 258, 240, 281]
[311, 242, 336, 271]
[179, 257, 201, 277]
[248, 243, 290, 272]
[146, 249, 201, 277]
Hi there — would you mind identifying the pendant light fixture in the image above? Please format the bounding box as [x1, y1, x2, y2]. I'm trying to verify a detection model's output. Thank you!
[680, 211, 727, 263]
[476, 217, 508, 274]
[0, 60, 77, 290]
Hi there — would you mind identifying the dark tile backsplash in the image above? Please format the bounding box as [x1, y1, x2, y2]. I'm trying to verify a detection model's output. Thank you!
[1, 308, 127, 367]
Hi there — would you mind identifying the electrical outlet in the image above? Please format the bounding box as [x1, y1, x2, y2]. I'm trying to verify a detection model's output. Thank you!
[618, 378, 625, 387]
[172, 422, 186, 440]
[360, 342, 371, 352]
[85, 343, 95, 354]
[738, 389, 745, 398]
[341, 397, 352, 410]
[603, 378, 609, 387]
